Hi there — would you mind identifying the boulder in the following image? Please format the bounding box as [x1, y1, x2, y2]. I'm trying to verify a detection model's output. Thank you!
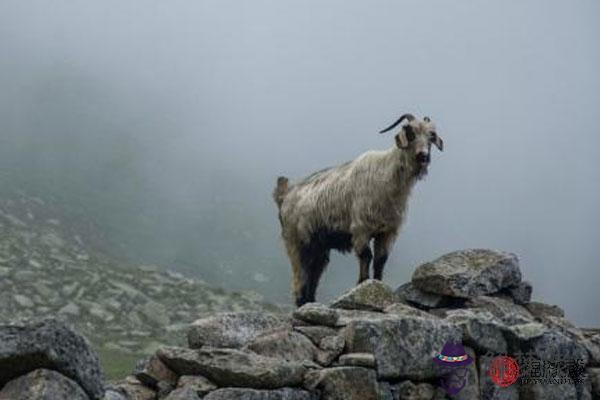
[293, 326, 338, 346]
[384, 302, 436, 319]
[588, 368, 600, 397]
[465, 295, 534, 325]
[203, 388, 317, 400]
[502, 281, 532, 305]
[133, 354, 178, 388]
[330, 279, 398, 311]
[441, 309, 508, 354]
[0, 369, 89, 400]
[304, 367, 381, 400]
[391, 381, 436, 400]
[315, 335, 345, 366]
[0, 318, 105, 400]
[412, 249, 521, 298]
[157, 346, 306, 389]
[337, 353, 376, 368]
[343, 314, 461, 380]
[244, 329, 318, 364]
[525, 301, 565, 319]
[164, 387, 201, 400]
[177, 375, 217, 397]
[292, 303, 339, 327]
[395, 282, 453, 309]
[111, 376, 156, 400]
[187, 312, 289, 349]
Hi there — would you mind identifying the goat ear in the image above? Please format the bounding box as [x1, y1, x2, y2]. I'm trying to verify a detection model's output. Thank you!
[432, 133, 444, 151]
[395, 126, 414, 149]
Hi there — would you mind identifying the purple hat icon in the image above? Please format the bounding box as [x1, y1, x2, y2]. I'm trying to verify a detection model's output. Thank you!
[433, 342, 473, 367]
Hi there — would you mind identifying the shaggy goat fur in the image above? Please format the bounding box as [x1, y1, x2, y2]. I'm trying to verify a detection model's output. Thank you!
[274, 114, 442, 306]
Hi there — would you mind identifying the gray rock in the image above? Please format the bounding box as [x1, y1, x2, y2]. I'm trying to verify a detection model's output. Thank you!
[441, 309, 507, 354]
[588, 368, 600, 397]
[164, 387, 201, 400]
[292, 303, 339, 327]
[111, 376, 156, 400]
[518, 383, 579, 400]
[315, 335, 345, 366]
[177, 375, 217, 397]
[446, 347, 479, 400]
[525, 301, 565, 319]
[465, 295, 534, 325]
[293, 326, 338, 346]
[0, 369, 89, 400]
[330, 279, 398, 311]
[392, 380, 436, 400]
[188, 312, 289, 349]
[541, 317, 600, 366]
[13, 294, 34, 308]
[245, 329, 318, 363]
[133, 354, 178, 388]
[502, 281, 532, 305]
[412, 249, 521, 298]
[0, 318, 105, 400]
[304, 367, 380, 400]
[157, 346, 306, 389]
[203, 388, 317, 400]
[337, 353, 376, 368]
[343, 314, 461, 380]
[384, 302, 436, 319]
[335, 308, 399, 327]
[102, 388, 129, 400]
[395, 282, 452, 309]
[582, 329, 600, 367]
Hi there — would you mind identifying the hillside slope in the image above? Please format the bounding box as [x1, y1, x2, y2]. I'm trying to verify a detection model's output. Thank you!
[0, 191, 281, 378]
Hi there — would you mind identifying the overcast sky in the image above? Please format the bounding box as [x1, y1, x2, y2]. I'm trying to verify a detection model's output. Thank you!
[1, 1, 599, 325]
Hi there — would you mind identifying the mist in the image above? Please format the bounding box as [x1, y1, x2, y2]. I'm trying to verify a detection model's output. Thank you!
[1, 1, 599, 325]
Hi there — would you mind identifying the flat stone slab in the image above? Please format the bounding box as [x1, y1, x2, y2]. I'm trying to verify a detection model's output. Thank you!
[412, 249, 522, 298]
[157, 346, 306, 389]
[203, 388, 317, 400]
[0, 369, 89, 400]
[187, 312, 289, 349]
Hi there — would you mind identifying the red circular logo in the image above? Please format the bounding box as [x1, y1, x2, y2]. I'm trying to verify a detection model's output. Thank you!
[488, 356, 520, 387]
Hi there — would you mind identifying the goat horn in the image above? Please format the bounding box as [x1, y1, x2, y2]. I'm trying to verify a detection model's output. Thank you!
[379, 113, 415, 134]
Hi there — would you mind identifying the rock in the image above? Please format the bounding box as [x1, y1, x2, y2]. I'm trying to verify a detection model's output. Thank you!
[392, 380, 436, 400]
[441, 309, 508, 354]
[133, 354, 178, 388]
[503, 322, 548, 347]
[0, 318, 105, 400]
[0, 369, 89, 400]
[315, 335, 345, 366]
[203, 388, 317, 400]
[582, 329, 600, 366]
[412, 249, 521, 298]
[343, 315, 461, 380]
[465, 295, 534, 325]
[292, 303, 339, 327]
[502, 281, 532, 305]
[337, 353, 376, 368]
[111, 377, 156, 400]
[446, 346, 479, 400]
[589, 368, 600, 397]
[304, 367, 381, 400]
[58, 302, 81, 317]
[384, 302, 438, 319]
[477, 354, 519, 400]
[188, 312, 289, 349]
[245, 329, 318, 364]
[537, 317, 600, 366]
[334, 308, 399, 327]
[164, 387, 201, 400]
[293, 326, 338, 346]
[103, 388, 129, 400]
[177, 375, 217, 397]
[525, 301, 565, 319]
[526, 330, 589, 366]
[395, 282, 452, 309]
[157, 346, 306, 389]
[13, 294, 34, 308]
[330, 279, 398, 311]
[518, 383, 579, 400]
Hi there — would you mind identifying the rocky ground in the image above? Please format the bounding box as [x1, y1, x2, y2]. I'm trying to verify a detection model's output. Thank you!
[0, 192, 281, 378]
[1, 248, 599, 399]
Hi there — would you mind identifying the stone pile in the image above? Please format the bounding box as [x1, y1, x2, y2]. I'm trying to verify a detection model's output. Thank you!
[1, 249, 600, 400]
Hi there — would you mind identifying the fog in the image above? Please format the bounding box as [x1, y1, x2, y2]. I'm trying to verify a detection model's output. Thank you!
[1, 1, 598, 325]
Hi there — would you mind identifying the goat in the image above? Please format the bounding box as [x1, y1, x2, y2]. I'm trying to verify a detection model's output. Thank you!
[274, 113, 443, 307]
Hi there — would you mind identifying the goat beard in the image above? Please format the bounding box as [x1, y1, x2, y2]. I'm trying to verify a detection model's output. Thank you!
[415, 164, 429, 180]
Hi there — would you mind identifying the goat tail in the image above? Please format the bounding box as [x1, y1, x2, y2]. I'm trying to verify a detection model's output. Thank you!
[273, 176, 289, 209]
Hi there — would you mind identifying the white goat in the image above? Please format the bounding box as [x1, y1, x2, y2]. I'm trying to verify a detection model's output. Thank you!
[274, 113, 443, 306]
